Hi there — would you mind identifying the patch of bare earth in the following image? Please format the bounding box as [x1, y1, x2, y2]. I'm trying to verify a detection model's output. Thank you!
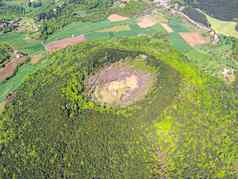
[107, 14, 129, 22]
[86, 62, 155, 106]
[0, 57, 28, 82]
[46, 35, 86, 53]
[179, 32, 209, 46]
[137, 15, 158, 28]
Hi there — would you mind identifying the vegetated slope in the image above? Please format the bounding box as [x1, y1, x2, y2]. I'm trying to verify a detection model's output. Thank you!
[0, 43, 12, 65]
[0, 37, 238, 178]
[205, 14, 238, 38]
[185, 0, 238, 21]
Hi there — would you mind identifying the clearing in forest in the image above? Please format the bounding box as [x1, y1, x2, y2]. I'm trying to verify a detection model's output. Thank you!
[86, 61, 156, 106]
[179, 32, 209, 46]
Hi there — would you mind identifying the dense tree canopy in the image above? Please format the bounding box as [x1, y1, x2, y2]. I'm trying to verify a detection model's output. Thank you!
[0, 37, 238, 178]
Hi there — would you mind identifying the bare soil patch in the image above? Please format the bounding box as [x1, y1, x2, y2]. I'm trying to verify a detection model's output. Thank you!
[46, 35, 86, 53]
[107, 14, 129, 22]
[86, 62, 155, 106]
[137, 15, 158, 28]
[0, 57, 28, 82]
[160, 23, 173, 33]
[179, 32, 209, 46]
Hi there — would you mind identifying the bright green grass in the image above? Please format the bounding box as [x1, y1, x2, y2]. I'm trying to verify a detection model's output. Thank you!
[168, 32, 191, 52]
[203, 12, 238, 38]
[0, 32, 44, 54]
[46, 20, 133, 42]
[47, 17, 165, 43]
[154, 116, 174, 148]
[169, 17, 190, 33]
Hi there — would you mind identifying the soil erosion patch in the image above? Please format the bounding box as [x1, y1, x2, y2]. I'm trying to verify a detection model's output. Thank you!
[86, 61, 156, 106]
[179, 32, 209, 46]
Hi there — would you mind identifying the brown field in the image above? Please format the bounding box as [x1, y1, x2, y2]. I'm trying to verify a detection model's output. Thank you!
[0, 57, 28, 82]
[46, 35, 86, 53]
[179, 32, 209, 46]
[107, 14, 129, 22]
[160, 23, 173, 33]
[137, 15, 158, 28]
[86, 62, 155, 106]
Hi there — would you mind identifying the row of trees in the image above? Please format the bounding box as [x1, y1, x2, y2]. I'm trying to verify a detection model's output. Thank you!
[38, 0, 114, 39]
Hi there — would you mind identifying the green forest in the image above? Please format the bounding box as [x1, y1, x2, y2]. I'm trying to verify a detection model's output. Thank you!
[1, 37, 238, 178]
[0, 0, 238, 178]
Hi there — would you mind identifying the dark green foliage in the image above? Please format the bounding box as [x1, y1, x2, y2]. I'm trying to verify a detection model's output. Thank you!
[37, 0, 114, 39]
[110, 0, 146, 16]
[219, 35, 238, 61]
[185, 0, 238, 21]
[182, 7, 209, 27]
[0, 39, 181, 178]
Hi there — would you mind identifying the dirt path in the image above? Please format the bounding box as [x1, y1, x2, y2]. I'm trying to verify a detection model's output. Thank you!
[0, 57, 28, 82]
[46, 35, 86, 53]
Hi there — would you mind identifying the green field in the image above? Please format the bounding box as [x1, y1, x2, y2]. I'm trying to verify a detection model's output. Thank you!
[204, 12, 238, 38]
[0, 32, 44, 54]
[46, 17, 165, 43]
[168, 32, 192, 51]
[168, 17, 190, 33]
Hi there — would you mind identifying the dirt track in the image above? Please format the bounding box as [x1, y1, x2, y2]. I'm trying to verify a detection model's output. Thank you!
[0, 57, 28, 82]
